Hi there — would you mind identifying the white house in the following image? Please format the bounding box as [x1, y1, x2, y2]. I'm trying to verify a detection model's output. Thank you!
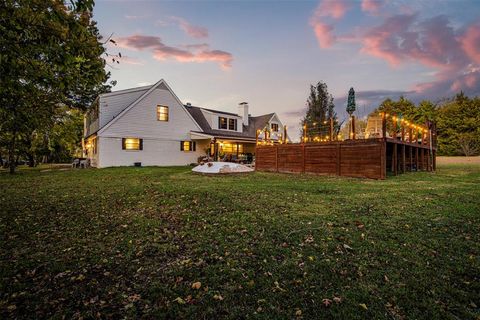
[83, 79, 289, 168]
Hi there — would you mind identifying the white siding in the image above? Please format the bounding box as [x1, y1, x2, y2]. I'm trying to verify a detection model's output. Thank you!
[97, 137, 209, 167]
[97, 84, 206, 167]
[101, 88, 200, 140]
[99, 88, 149, 129]
[267, 114, 290, 141]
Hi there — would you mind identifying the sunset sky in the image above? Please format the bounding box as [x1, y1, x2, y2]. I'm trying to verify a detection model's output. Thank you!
[94, 0, 480, 139]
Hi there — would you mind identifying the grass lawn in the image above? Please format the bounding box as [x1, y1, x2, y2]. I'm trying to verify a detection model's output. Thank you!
[1, 163, 479, 319]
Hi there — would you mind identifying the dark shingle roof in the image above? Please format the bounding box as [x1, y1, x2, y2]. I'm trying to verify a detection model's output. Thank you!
[185, 105, 274, 140]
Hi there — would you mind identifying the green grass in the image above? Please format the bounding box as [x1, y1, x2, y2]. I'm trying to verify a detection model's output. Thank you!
[1, 164, 479, 319]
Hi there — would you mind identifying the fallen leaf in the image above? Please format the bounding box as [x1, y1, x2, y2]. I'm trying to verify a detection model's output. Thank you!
[213, 294, 223, 301]
[192, 281, 201, 290]
[322, 298, 332, 307]
[295, 309, 302, 316]
[174, 297, 186, 304]
[359, 303, 368, 310]
[333, 296, 342, 303]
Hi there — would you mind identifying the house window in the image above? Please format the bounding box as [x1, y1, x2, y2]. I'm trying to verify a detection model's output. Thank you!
[220, 143, 244, 153]
[180, 141, 196, 152]
[122, 138, 143, 150]
[219, 117, 228, 129]
[157, 105, 169, 121]
[229, 118, 237, 130]
[271, 123, 279, 132]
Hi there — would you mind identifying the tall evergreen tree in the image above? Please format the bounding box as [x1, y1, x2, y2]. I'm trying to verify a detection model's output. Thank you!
[346, 87, 356, 115]
[301, 81, 339, 140]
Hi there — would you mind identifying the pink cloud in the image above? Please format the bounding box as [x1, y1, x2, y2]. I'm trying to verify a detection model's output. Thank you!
[461, 23, 480, 64]
[360, 14, 469, 73]
[314, 0, 351, 19]
[171, 16, 209, 38]
[361, 0, 384, 15]
[117, 35, 162, 50]
[311, 22, 336, 48]
[360, 14, 417, 66]
[194, 50, 233, 70]
[360, 14, 480, 97]
[309, 0, 351, 48]
[117, 34, 232, 69]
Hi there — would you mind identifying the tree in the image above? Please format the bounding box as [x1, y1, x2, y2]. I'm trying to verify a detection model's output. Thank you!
[0, 0, 112, 173]
[346, 87, 356, 116]
[370, 96, 418, 137]
[457, 133, 478, 156]
[370, 93, 480, 156]
[436, 94, 480, 156]
[301, 81, 339, 140]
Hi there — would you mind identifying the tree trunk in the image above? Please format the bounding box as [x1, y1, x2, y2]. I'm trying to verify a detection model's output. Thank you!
[8, 130, 17, 174]
[27, 153, 35, 167]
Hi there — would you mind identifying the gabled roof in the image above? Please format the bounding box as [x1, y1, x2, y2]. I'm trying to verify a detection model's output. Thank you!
[97, 79, 201, 135]
[185, 104, 275, 140]
[199, 107, 240, 117]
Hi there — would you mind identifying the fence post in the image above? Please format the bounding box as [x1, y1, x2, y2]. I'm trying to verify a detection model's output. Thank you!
[329, 117, 334, 141]
[382, 112, 387, 139]
[351, 116, 356, 140]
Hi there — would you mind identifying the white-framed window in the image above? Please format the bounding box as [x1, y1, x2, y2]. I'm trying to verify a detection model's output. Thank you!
[157, 105, 169, 121]
[219, 117, 228, 129]
[271, 123, 279, 132]
[229, 118, 237, 130]
[219, 116, 238, 130]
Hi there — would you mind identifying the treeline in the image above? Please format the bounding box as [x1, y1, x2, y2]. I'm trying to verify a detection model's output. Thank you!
[372, 93, 480, 156]
[1, 0, 115, 172]
[0, 107, 84, 167]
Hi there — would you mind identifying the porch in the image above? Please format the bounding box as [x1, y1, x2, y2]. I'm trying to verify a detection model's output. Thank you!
[190, 132, 256, 164]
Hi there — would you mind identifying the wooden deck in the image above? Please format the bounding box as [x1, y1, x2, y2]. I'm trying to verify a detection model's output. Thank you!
[255, 138, 436, 179]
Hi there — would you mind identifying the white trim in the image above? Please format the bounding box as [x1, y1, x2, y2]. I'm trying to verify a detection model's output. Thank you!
[98, 79, 202, 135]
[99, 85, 153, 98]
[201, 108, 241, 119]
[190, 131, 214, 139]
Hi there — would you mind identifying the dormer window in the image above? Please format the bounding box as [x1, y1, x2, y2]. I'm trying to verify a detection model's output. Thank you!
[229, 118, 237, 130]
[219, 116, 238, 131]
[219, 117, 228, 129]
[271, 123, 279, 132]
[157, 105, 169, 121]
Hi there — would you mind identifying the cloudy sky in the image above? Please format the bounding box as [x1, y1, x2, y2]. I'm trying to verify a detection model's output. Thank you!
[94, 0, 480, 139]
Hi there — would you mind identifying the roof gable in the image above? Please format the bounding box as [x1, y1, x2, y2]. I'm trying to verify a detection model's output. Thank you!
[98, 79, 201, 134]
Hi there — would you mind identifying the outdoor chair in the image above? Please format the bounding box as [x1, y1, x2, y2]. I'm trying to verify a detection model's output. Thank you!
[72, 159, 80, 168]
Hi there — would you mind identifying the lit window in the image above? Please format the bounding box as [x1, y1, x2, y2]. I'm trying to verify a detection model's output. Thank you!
[219, 117, 227, 129]
[271, 123, 279, 132]
[122, 138, 142, 150]
[220, 143, 244, 153]
[157, 105, 169, 121]
[229, 118, 237, 130]
[181, 141, 196, 152]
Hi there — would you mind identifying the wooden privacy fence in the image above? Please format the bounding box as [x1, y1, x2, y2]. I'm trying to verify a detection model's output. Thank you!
[256, 139, 386, 179]
[255, 138, 435, 179]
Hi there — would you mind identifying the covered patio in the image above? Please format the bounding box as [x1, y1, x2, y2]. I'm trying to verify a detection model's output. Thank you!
[190, 132, 256, 163]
